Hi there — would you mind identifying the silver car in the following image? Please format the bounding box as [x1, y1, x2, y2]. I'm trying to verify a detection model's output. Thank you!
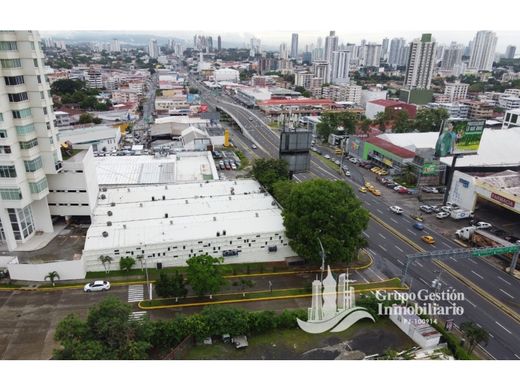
[84, 280, 111, 292]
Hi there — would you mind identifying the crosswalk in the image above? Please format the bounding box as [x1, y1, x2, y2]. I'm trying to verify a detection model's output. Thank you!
[127, 284, 144, 303]
[128, 311, 147, 322]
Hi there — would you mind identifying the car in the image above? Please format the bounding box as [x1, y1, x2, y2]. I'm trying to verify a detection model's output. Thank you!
[504, 235, 520, 244]
[413, 222, 425, 230]
[396, 187, 409, 194]
[385, 181, 397, 188]
[324, 154, 331, 159]
[251, 144, 257, 149]
[436, 211, 450, 219]
[421, 235, 436, 244]
[474, 221, 492, 229]
[419, 205, 433, 213]
[344, 170, 351, 177]
[230, 163, 237, 170]
[333, 159, 341, 166]
[218, 161, 225, 170]
[390, 206, 404, 214]
[224, 160, 231, 170]
[430, 205, 441, 213]
[248, 117, 253, 121]
[359, 186, 368, 193]
[349, 157, 358, 163]
[371, 167, 380, 173]
[84, 280, 111, 292]
[441, 206, 453, 213]
[370, 188, 381, 196]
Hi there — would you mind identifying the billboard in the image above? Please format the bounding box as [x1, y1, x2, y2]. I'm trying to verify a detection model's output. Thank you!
[421, 163, 438, 176]
[435, 119, 486, 157]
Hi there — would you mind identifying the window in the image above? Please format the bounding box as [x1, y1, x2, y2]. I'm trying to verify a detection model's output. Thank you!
[4, 76, 24, 86]
[0, 113, 3, 121]
[43, 107, 47, 115]
[33, 59, 38, 67]
[29, 178, 48, 194]
[40, 91, 44, 99]
[0, 59, 22, 68]
[15, 123, 35, 135]
[30, 42, 35, 50]
[24, 156, 43, 172]
[0, 41, 18, 51]
[7, 206, 34, 239]
[0, 165, 17, 178]
[0, 189, 22, 201]
[0, 130, 7, 138]
[12, 108, 31, 119]
[8, 92, 28, 102]
[49, 136, 54, 144]
[37, 75, 41, 84]
[0, 145, 12, 154]
[46, 122, 51, 130]
[19, 138, 38, 150]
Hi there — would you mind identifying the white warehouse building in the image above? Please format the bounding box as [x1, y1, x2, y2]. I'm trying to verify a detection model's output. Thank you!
[82, 179, 297, 271]
[214, 68, 240, 83]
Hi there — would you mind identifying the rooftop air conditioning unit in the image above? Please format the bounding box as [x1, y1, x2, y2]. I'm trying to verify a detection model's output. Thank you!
[107, 210, 113, 216]
[107, 221, 112, 226]
[110, 202, 115, 207]
[100, 194, 106, 200]
[102, 231, 109, 238]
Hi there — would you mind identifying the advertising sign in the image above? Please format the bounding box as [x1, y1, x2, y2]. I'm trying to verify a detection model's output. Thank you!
[421, 163, 437, 176]
[435, 119, 485, 157]
[490, 192, 516, 208]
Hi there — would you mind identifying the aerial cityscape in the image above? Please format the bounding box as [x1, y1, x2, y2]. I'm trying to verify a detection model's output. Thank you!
[2, 20, 520, 375]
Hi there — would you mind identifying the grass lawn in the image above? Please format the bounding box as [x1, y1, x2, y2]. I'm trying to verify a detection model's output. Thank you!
[312, 151, 342, 172]
[183, 317, 416, 360]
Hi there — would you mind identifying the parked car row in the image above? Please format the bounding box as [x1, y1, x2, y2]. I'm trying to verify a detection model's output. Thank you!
[421, 186, 446, 194]
[218, 159, 238, 170]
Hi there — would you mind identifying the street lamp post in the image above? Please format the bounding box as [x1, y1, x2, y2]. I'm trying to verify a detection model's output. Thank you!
[317, 237, 326, 282]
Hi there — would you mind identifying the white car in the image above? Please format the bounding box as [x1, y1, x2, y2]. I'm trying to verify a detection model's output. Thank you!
[84, 280, 111, 292]
[436, 211, 450, 219]
[251, 144, 257, 149]
[349, 157, 358, 163]
[475, 221, 492, 229]
[324, 154, 331, 159]
[441, 206, 454, 213]
[390, 206, 403, 214]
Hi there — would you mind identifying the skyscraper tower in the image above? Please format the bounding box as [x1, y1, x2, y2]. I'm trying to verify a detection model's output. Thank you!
[148, 39, 159, 59]
[441, 42, 464, 73]
[279, 43, 288, 60]
[291, 33, 299, 59]
[331, 50, 351, 85]
[324, 31, 339, 83]
[382, 37, 389, 60]
[388, 38, 406, 67]
[505, 45, 516, 59]
[468, 31, 497, 71]
[404, 33, 437, 90]
[217, 35, 222, 51]
[0, 30, 63, 251]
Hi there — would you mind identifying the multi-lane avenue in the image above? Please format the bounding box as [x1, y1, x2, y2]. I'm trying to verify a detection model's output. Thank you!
[193, 77, 520, 359]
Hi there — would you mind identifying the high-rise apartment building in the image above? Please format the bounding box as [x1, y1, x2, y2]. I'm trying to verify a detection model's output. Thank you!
[444, 82, 469, 102]
[441, 42, 464, 73]
[382, 37, 389, 60]
[0, 30, 63, 250]
[331, 50, 351, 85]
[404, 33, 437, 90]
[312, 61, 329, 83]
[388, 38, 406, 67]
[279, 43, 288, 60]
[217, 35, 222, 51]
[505, 45, 516, 59]
[324, 31, 339, 83]
[290, 33, 299, 59]
[110, 38, 121, 53]
[148, 39, 159, 59]
[468, 31, 497, 71]
[362, 44, 382, 67]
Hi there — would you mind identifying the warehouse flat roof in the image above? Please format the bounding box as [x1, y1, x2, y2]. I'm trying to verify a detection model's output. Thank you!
[95, 152, 216, 186]
[84, 180, 285, 251]
[477, 170, 520, 197]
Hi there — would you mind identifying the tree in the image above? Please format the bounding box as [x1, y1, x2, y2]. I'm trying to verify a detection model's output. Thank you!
[374, 112, 387, 131]
[413, 108, 449, 133]
[360, 118, 372, 134]
[99, 255, 112, 274]
[460, 321, 489, 353]
[79, 113, 94, 124]
[239, 279, 255, 297]
[155, 271, 188, 301]
[186, 255, 226, 298]
[188, 87, 199, 94]
[51, 79, 85, 96]
[252, 158, 289, 193]
[45, 271, 60, 287]
[317, 112, 357, 140]
[393, 110, 411, 133]
[119, 256, 136, 272]
[53, 297, 150, 359]
[279, 179, 369, 264]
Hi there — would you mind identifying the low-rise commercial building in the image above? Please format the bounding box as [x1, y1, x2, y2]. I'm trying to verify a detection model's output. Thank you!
[365, 99, 417, 120]
[58, 125, 121, 153]
[82, 179, 297, 271]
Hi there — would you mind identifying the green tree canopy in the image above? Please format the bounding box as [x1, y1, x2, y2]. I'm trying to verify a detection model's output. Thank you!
[51, 79, 85, 96]
[393, 110, 411, 133]
[275, 179, 369, 264]
[186, 255, 226, 297]
[460, 321, 489, 353]
[252, 158, 289, 193]
[155, 271, 188, 300]
[53, 297, 150, 359]
[413, 108, 449, 133]
[317, 112, 358, 140]
[119, 256, 136, 272]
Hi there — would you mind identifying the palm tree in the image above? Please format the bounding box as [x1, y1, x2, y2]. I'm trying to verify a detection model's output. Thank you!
[461, 321, 490, 353]
[45, 271, 60, 287]
[99, 255, 113, 274]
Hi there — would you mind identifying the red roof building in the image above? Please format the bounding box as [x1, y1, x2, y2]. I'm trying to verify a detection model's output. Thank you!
[365, 136, 416, 159]
[366, 99, 417, 119]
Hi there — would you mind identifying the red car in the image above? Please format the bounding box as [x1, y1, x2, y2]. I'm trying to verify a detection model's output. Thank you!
[397, 187, 408, 194]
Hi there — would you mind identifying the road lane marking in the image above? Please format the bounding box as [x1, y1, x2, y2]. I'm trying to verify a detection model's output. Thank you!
[363, 232, 370, 238]
[515, 354, 520, 360]
[390, 217, 398, 224]
[468, 258, 477, 264]
[396, 259, 404, 266]
[378, 245, 387, 252]
[449, 256, 458, 263]
[489, 333, 495, 338]
[407, 229, 417, 236]
[395, 245, 404, 253]
[441, 242, 452, 249]
[497, 276, 512, 286]
[367, 268, 384, 281]
[415, 262, 424, 268]
[471, 270, 484, 280]
[376, 209, 384, 215]
[495, 321, 512, 334]
[464, 298, 476, 308]
[499, 288, 515, 299]
[419, 277, 429, 286]
[378, 233, 386, 240]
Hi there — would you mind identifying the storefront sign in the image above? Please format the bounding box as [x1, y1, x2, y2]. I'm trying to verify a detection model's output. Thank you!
[382, 158, 393, 167]
[490, 192, 515, 208]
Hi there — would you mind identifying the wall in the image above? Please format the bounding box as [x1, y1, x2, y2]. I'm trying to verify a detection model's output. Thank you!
[7, 257, 86, 281]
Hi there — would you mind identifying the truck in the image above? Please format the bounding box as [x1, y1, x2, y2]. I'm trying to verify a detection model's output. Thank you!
[455, 226, 478, 241]
[450, 209, 474, 220]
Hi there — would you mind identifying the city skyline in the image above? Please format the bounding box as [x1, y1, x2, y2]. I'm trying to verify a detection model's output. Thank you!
[40, 30, 520, 53]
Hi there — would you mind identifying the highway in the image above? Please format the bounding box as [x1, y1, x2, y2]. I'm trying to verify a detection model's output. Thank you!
[192, 77, 520, 359]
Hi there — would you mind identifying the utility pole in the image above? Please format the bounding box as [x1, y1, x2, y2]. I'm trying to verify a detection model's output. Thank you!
[317, 237, 326, 282]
